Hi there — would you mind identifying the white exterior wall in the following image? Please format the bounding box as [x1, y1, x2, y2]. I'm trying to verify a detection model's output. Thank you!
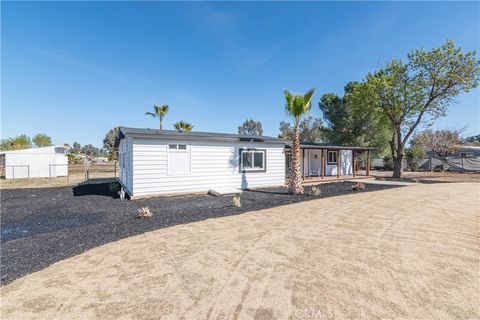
[2, 146, 68, 179]
[124, 137, 285, 197]
[302, 149, 353, 176]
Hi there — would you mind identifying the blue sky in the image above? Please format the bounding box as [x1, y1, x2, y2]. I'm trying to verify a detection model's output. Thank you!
[2, 1, 479, 147]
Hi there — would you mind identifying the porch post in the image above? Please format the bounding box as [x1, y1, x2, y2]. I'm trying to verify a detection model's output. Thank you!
[302, 148, 305, 181]
[352, 150, 356, 177]
[366, 149, 371, 176]
[337, 150, 341, 178]
[321, 149, 325, 179]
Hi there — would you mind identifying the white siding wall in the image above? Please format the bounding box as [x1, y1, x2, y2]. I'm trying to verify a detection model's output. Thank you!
[129, 138, 285, 196]
[3, 146, 68, 179]
[325, 150, 353, 175]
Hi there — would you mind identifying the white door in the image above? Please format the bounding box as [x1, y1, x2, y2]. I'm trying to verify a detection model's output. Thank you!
[309, 150, 322, 175]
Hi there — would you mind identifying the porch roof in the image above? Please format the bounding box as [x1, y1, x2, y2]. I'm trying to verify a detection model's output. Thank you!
[286, 142, 376, 151]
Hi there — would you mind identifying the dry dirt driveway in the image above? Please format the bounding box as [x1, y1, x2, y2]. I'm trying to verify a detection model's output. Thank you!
[1, 183, 479, 320]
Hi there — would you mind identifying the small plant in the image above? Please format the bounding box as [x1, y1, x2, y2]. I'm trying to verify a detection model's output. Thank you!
[232, 195, 241, 207]
[137, 207, 153, 218]
[352, 182, 366, 191]
[309, 186, 321, 196]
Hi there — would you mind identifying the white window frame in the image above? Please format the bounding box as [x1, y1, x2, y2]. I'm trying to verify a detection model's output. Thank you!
[239, 149, 266, 173]
[168, 144, 188, 151]
[327, 151, 338, 165]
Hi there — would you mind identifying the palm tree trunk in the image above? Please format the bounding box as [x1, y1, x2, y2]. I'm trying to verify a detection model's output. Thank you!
[288, 125, 304, 194]
[159, 118, 163, 130]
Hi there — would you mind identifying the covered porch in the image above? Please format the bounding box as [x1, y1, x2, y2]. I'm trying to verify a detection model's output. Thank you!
[286, 143, 374, 183]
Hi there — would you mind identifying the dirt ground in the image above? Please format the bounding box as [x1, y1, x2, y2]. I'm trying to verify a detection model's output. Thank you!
[372, 169, 480, 183]
[1, 183, 479, 320]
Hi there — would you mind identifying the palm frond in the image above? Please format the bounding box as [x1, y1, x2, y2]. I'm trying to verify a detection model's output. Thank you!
[174, 120, 194, 132]
[283, 88, 316, 123]
[154, 104, 169, 117]
[303, 88, 316, 107]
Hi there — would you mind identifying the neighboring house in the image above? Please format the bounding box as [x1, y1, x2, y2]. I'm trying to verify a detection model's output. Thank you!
[424, 145, 480, 172]
[93, 156, 109, 163]
[0, 146, 69, 179]
[285, 143, 374, 179]
[425, 146, 480, 158]
[115, 127, 287, 198]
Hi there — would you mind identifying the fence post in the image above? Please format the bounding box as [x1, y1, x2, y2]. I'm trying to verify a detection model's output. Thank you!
[84, 159, 87, 181]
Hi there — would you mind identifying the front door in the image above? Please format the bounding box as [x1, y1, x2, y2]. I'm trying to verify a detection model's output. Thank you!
[309, 150, 322, 176]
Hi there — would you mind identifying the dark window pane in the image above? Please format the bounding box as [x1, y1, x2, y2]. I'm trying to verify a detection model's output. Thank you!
[178, 145, 187, 150]
[328, 152, 337, 163]
[169, 144, 177, 150]
[253, 152, 264, 168]
[242, 152, 252, 168]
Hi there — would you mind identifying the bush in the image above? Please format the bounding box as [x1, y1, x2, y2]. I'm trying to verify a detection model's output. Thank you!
[405, 146, 425, 171]
[67, 153, 83, 165]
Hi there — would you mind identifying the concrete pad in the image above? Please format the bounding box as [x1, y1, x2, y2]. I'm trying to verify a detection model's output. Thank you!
[208, 187, 243, 196]
[347, 178, 416, 186]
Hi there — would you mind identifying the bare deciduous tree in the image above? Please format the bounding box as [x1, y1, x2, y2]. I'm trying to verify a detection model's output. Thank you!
[412, 129, 463, 157]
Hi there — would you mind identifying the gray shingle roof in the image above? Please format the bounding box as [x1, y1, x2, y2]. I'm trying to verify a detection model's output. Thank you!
[285, 142, 376, 151]
[116, 127, 285, 146]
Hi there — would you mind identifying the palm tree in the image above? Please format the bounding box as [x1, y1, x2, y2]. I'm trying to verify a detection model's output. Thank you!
[145, 104, 169, 130]
[174, 121, 194, 132]
[284, 88, 315, 194]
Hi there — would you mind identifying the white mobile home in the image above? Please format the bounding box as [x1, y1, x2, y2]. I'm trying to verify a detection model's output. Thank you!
[116, 127, 286, 198]
[0, 146, 69, 179]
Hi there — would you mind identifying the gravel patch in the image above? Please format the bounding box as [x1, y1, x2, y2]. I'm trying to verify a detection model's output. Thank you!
[1, 181, 400, 285]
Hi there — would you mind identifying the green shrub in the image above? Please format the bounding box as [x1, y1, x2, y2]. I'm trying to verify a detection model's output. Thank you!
[405, 146, 425, 171]
[67, 153, 83, 164]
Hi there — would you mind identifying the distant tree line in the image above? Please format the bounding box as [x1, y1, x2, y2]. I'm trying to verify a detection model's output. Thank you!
[1, 133, 53, 150]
